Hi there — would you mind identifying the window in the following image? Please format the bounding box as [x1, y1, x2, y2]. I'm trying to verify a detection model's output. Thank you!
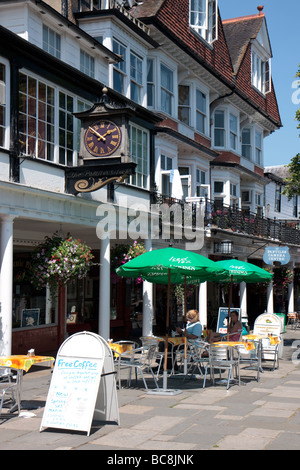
[19, 72, 91, 166]
[293, 195, 298, 218]
[255, 131, 262, 165]
[196, 89, 206, 133]
[160, 64, 173, 115]
[19, 73, 55, 161]
[130, 125, 148, 189]
[113, 39, 126, 94]
[80, 49, 95, 78]
[214, 110, 225, 147]
[0, 62, 6, 148]
[189, 0, 218, 44]
[196, 169, 208, 197]
[178, 166, 190, 198]
[214, 181, 224, 193]
[229, 113, 238, 150]
[161, 154, 173, 196]
[42, 25, 61, 59]
[230, 183, 237, 197]
[275, 185, 281, 212]
[130, 52, 143, 104]
[251, 50, 271, 94]
[59, 92, 74, 166]
[242, 128, 251, 160]
[147, 59, 155, 107]
[178, 85, 190, 125]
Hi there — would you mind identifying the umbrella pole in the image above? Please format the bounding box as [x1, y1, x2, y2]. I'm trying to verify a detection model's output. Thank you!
[163, 268, 171, 390]
[184, 276, 187, 375]
[227, 275, 233, 341]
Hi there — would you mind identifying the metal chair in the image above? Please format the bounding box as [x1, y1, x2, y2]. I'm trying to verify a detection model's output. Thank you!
[287, 312, 298, 330]
[238, 340, 262, 382]
[261, 337, 280, 370]
[140, 336, 174, 378]
[183, 340, 210, 381]
[116, 345, 159, 390]
[204, 344, 240, 390]
[0, 367, 21, 415]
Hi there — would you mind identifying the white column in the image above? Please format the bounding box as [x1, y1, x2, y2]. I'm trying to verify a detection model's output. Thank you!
[0, 216, 14, 355]
[267, 269, 274, 313]
[240, 281, 247, 321]
[142, 239, 153, 336]
[199, 281, 207, 327]
[288, 262, 295, 313]
[99, 236, 111, 340]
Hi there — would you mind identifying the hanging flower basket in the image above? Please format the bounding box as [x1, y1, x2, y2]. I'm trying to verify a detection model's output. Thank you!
[111, 241, 146, 284]
[29, 233, 94, 293]
[273, 267, 294, 291]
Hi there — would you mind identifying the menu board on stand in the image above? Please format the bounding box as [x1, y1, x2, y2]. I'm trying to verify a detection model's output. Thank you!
[40, 331, 119, 436]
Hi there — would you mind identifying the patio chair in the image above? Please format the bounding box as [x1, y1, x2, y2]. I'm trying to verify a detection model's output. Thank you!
[261, 337, 280, 370]
[238, 340, 261, 382]
[204, 344, 240, 390]
[287, 312, 298, 330]
[0, 367, 21, 415]
[141, 336, 174, 377]
[116, 345, 159, 390]
[184, 340, 210, 381]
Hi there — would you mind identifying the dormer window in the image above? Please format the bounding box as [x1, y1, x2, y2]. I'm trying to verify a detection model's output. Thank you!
[251, 50, 271, 94]
[189, 0, 218, 44]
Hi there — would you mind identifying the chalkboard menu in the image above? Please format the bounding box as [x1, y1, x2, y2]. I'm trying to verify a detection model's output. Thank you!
[40, 332, 119, 435]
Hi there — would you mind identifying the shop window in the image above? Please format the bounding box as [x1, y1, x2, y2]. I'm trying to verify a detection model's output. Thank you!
[13, 252, 57, 329]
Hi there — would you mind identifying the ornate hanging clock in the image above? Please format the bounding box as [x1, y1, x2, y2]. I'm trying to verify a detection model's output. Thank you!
[84, 120, 122, 157]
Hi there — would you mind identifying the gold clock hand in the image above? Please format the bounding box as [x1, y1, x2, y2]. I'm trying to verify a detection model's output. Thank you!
[102, 128, 116, 138]
[89, 126, 106, 142]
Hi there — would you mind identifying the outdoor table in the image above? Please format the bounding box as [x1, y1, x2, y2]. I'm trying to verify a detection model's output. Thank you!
[243, 334, 280, 346]
[160, 336, 185, 346]
[109, 343, 133, 358]
[0, 355, 55, 414]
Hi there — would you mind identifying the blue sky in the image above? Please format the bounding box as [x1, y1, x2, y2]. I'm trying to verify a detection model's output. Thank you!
[219, 0, 300, 167]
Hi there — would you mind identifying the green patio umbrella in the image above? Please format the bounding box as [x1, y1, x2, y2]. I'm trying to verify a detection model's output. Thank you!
[116, 247, 226, 394]
[215, 259, 273, 340]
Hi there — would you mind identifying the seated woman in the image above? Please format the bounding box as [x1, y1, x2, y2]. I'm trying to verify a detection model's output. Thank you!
[207, 310, 242, 344]
[176, 309, 202, 339]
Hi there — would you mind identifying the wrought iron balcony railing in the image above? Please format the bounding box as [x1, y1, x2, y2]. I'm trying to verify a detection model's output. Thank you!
[149, 192, 300, 246]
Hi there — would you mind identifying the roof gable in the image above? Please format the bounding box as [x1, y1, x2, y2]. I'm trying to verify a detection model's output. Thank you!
[222, 14, 270, 74]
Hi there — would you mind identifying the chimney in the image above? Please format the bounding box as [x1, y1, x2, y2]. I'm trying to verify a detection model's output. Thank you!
[257, 5, 264, 15]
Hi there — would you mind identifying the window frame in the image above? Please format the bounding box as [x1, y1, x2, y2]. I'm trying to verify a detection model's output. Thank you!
[0, 58, 9, 150]
[80, 49, 95, 79]
[160, 63, 174, 116]
[251, 48, 272, 95]
[189, 0, 218, 44]
[18, 69, 91, 167]
[42, 24, 61, 59]
[129, 123, 149, 190]
[112, 38, 127, 95]
[130, 51, 143, 104]
[195, 88, 207, 134]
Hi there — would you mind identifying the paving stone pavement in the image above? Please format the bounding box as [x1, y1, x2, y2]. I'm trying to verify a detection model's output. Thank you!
[1, 328, 300, 452]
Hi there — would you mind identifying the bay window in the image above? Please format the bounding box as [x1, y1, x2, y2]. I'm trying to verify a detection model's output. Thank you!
[19, 71, 90, 166]
[0, 61, 7, 148]
[129, 124, 149, 189]
[161, 64, 173, 115]
[113, 39, 126, 94]
[196, 89, 206, 133]
[178, 85, 190, 125]
[241, 128, 252, 160]
[147, 58, 155, 107]
[255, 130, 262, 165]
[130, 52, 143, 104]
[214, 109, 225, 147]
[229, 113, 238, 150]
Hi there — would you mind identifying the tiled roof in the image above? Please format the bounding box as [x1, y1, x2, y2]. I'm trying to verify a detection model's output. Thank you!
[222, 15, 265, 73]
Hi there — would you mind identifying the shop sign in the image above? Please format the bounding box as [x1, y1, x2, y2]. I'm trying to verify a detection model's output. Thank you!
[263, 246, 290, 265]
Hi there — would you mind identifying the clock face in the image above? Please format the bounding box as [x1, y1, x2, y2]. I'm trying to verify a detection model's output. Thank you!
[84, 120, 122, 157]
